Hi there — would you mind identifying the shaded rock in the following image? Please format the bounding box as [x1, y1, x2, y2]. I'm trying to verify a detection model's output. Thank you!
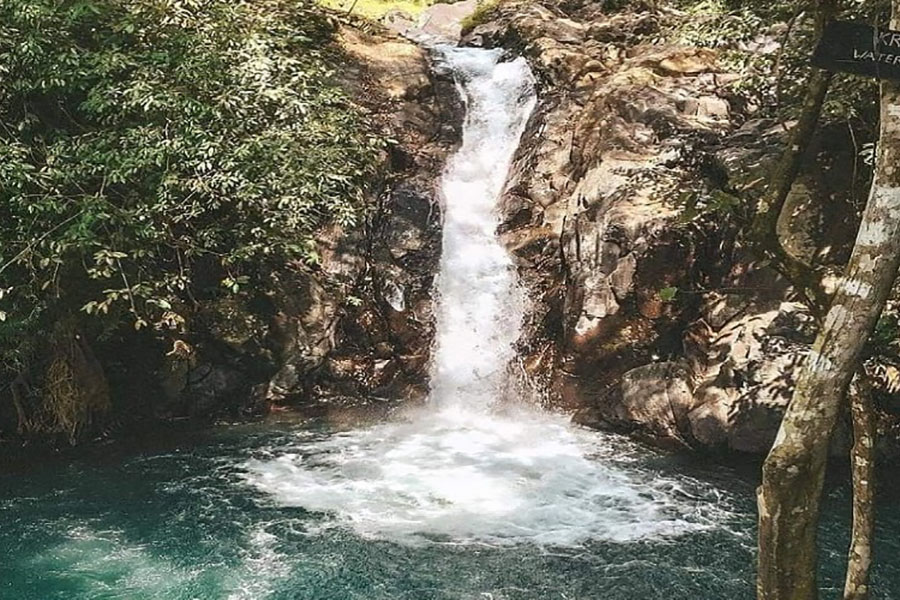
[593, 361, 695, 449]
[472, 0, 855, 455]
[656, 48, 718, 75]
[184, 363, 250, 417]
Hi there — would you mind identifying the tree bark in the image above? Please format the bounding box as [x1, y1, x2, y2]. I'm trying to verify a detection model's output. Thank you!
[843, 372, 876, 600]
[750, 0, 836, 315]
[757, 11, 900, 599]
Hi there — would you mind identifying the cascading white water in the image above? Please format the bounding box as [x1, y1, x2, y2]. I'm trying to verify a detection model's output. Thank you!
[243, 48, 733, 547]
[428, 47, 535, 412]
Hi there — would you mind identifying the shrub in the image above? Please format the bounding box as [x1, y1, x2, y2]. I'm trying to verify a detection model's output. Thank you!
[0, 0, 385, 380]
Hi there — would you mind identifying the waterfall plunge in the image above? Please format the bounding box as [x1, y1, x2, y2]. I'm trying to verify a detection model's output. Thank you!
[243, 49, 732, 547]
[428, 47, 535, 412]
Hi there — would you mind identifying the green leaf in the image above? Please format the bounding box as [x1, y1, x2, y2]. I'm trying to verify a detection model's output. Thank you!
[659, 287, 679, 303]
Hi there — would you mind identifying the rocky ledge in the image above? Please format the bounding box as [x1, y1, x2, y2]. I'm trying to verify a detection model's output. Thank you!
[467, 0, 877, 455]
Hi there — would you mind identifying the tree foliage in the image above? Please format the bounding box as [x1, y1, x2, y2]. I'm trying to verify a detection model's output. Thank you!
[671, 0, 886, 124]
[0, 0, 385, 375]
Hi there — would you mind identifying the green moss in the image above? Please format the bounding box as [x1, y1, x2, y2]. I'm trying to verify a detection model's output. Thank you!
[460, 0, 503, 32]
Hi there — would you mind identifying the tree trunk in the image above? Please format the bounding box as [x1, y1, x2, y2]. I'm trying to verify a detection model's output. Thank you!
[757, 10, 900, 599]
[750, 0, 836, 314]
[844, 372, 876, 600]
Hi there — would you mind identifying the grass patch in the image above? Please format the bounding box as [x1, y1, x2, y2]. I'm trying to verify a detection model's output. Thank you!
[319, 0, 435, 19]
[460, 0, 502, 32]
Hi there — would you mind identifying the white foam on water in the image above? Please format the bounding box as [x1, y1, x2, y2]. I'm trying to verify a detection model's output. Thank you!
[29, 524, 195, 598]
[27, 517, 292, 599]
[243, 47, 735, 547]
[244, 408, 731, 547]
[224, 524, 292, 600]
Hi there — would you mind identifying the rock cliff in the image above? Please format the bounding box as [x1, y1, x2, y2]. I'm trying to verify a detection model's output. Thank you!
[466, 0, 865, 454]
[167, 26, 461, 423]
[0, 21, 460, 448]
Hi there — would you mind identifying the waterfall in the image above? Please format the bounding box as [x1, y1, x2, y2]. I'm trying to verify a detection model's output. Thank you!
[243, 48, 731, 548]
[429, 47, 536, 412]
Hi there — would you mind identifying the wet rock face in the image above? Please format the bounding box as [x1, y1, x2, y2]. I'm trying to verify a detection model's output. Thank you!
[471, 1, 843, 454]
[315, 182, 445, 403]
[259, 30, 461, 407]
[162, 27, 460, 416]
[303, 31, 463, 405]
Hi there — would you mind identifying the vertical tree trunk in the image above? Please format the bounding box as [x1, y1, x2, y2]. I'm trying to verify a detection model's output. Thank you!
[844, 372, 876, 600]
[750, 0, 836, 313]
[757, 9, 900, 599]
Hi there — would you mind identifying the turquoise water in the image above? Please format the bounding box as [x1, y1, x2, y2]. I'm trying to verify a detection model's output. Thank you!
[2, 417, 899, 600]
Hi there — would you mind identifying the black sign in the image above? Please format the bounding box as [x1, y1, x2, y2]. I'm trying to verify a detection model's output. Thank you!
[812, 20, 900, 80]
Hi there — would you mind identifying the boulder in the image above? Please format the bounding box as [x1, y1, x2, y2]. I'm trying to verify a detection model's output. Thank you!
[656, 48, 718, 75]
[338, 28, 431, 101]
[594, 362, 696, 448]
[583, 298, 820, 453]
[682, 95, 730, 120]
